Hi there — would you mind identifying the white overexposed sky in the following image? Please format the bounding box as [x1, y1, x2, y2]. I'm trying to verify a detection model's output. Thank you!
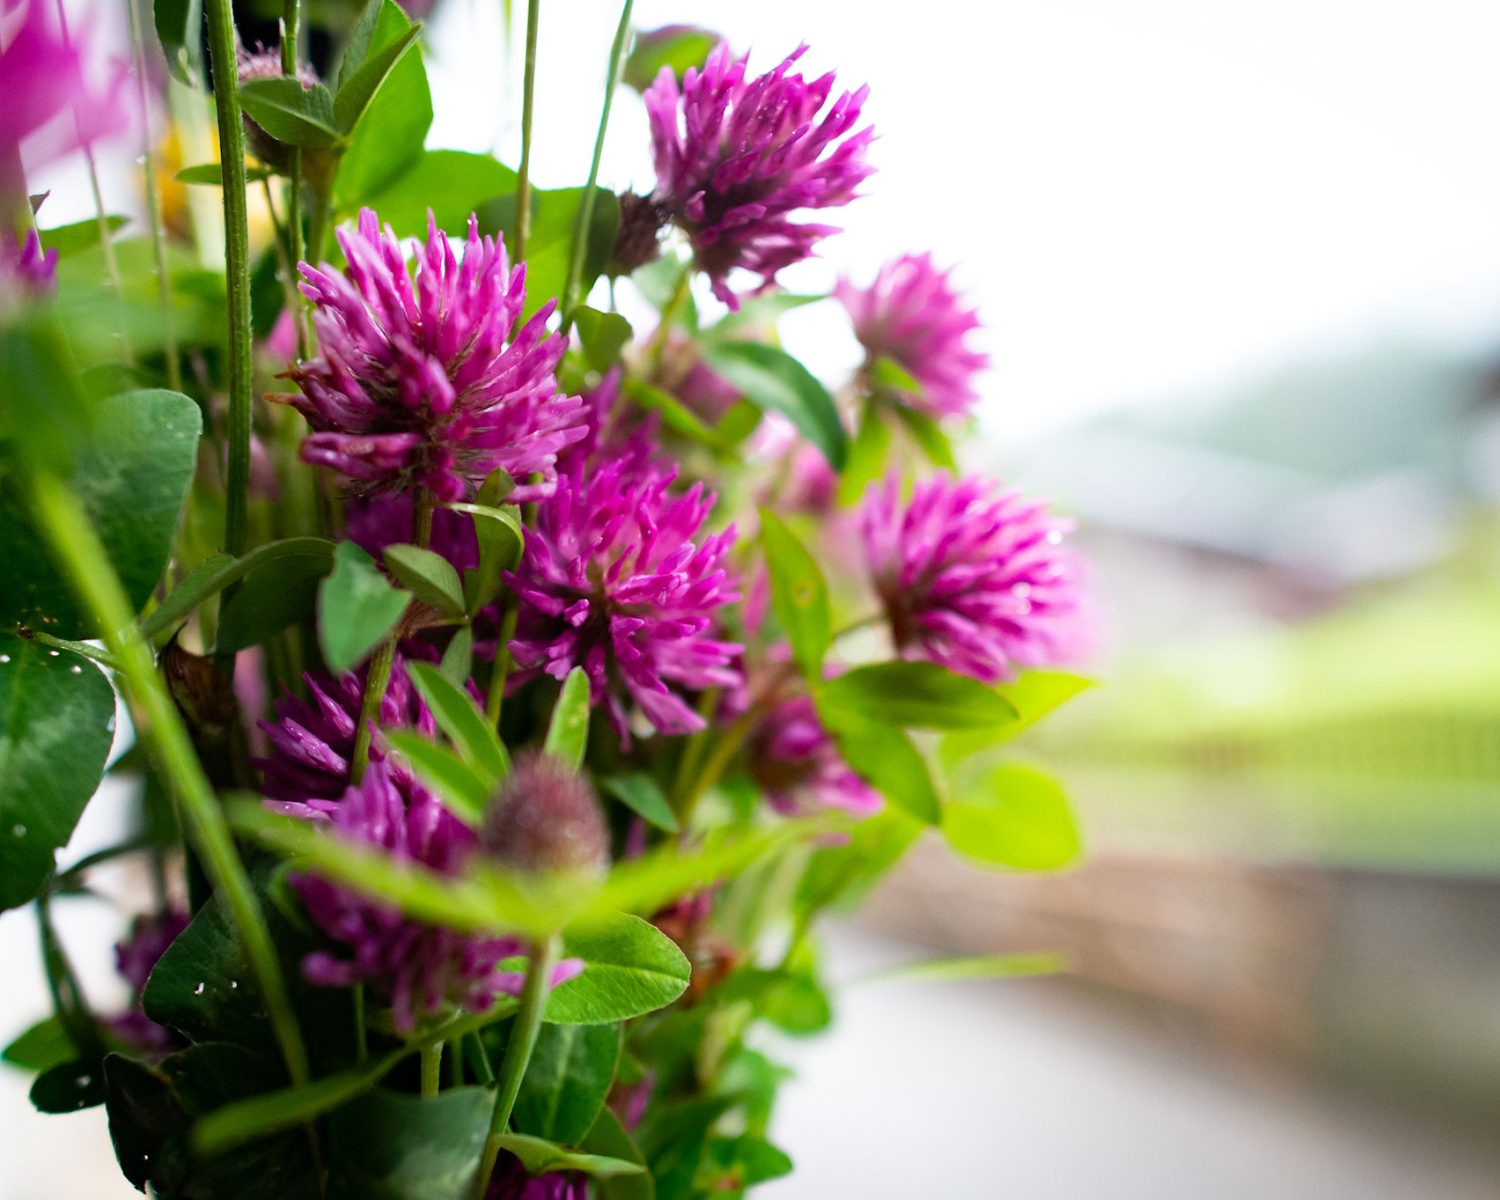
[426, 0, 1500, 445]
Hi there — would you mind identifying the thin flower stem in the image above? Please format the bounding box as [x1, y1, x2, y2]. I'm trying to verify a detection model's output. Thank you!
[18, 628, 116, 669]
[560, 0, 633, 330]
[54, 0, 131, 367]
[28, 472, 311, 1090]
[475, 932, 560, 1198]
[204, 0, 255, 559]
[281, 1, 309, 359]
[485, 597, 519, 728]
[354, 983, 369, 1062]
[125, 0, 181, 392]
[513, 0, 540, 263]
[420, 1042, 443, 1097]
[350, 637, 397, 783]
[647, 260, 693, 369]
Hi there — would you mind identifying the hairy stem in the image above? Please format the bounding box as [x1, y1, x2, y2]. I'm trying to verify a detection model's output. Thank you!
[475, 932, 560, 1198]
[561, 0, 633, 329]
[421, 1042, 443, 1097]
[204, 0, 254, 559]
[29, 473, 310, 1088]
[513, 0, 540, 262]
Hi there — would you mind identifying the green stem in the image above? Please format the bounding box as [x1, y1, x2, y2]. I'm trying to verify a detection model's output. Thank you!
[475, 932, 560, 1199]
[204, 0, 255, 559]
[354, 983, 369, 1062]
[560, 0, 633, 329]
[18, 628, 116, 669]
[36, 896, 102, 1058]
[350, 637, 397, 783]
[28, 473, 310, 1089]
[281, 1, 309, 359]
[513, 0, 540, 263]
[126, 0, 181, 392]
[421, 1042, 443, 1097]
[484, 598, 519, 727]
[647, 260, 693, 370]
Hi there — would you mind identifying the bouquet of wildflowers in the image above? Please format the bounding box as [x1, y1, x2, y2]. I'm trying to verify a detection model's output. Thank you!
[0, 2, 1091, 1196]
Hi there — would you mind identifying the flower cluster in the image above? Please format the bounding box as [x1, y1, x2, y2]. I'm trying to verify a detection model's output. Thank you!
[286, 210, 586, 502]
[644, 42, 875, 306]
[4, 11, 1094, 1200]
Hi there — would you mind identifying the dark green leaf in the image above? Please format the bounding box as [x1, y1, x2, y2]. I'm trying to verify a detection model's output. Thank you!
[29, 1057, 106, 1112]
[142, 539, 335, 641]
[622, 25, 720, 92]
[383, 731, 491, 824]
[326, 1086, 490, 1200]
[818, 662, 1018, 731]
[513, 1022, 621, 1144]
[490, 1132, 645, 1179]
[759, 510, 830, 681]
[384, 543, 466, 615]
[700, 342, 846, 470]
[0, 314, 91, 474]
[574, 306, 633, 372]
[602, 774, 679, 833]
[2, 1015, 73, 1072]
[334, 25, 422, 133]
[818, 711, 940, 825]
[439, 626, 474, 687]
[0, 635, 116, 911]
[364, 151, 516, 239]
[175, 162, 273, 186]
[154, 0, 199, 85]
[318, 542, 411, 674]
[217, 542, 337, 653]
[238, 79, 342, 149]
[0, 388, 201, 638]
[334, 1, 431, 210]
[546, 914, 691, 1024]
[583, 1108, 655, 1200]
[405, 660, 508, 784]
[543, 667, 591, 768]
[337, 0, 387, 90]
[37, 215, 128, 257]
[705, 1134, 793, 1187]
[942, 763, 1082, 870]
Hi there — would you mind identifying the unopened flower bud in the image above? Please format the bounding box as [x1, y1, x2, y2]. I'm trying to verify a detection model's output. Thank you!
[481, 753, 609, 875]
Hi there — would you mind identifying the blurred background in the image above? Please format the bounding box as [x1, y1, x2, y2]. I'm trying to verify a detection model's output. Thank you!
[5, 0, 1500, 1195]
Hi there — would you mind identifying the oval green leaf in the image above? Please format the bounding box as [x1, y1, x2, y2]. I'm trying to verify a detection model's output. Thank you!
[700, 342, 846, 470]
[546, 914, 691, 1024]
[942, 762, 1082, 871]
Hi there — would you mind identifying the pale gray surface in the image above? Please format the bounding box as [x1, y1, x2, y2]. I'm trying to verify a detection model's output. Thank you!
[762, 928, 1500, 1199]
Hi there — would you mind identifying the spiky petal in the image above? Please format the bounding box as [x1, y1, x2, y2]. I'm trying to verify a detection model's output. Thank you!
[836, 253, 988, 418]
[287, 209, 586, 503]
[862, 475, 1085, 683]
[506, 454, 742, 741]
[644, 42, 874, 307]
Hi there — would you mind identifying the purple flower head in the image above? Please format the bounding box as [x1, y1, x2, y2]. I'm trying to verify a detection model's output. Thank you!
[862, 475, 1085, 684]
[506, 453, 742, 742]
[644, 42, 874, 308]
[287, 209, 587, 503]
[0, 0, 129, 201]
[109, 908, 190, 1052]
[749, 694, 880, 817]
[837, 253, 988, 418]
[487, 1157, 586, 1200]
[288, 763, 582, 1033]
[0, 228, 56, 305]
[256, 657, 436, 808]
